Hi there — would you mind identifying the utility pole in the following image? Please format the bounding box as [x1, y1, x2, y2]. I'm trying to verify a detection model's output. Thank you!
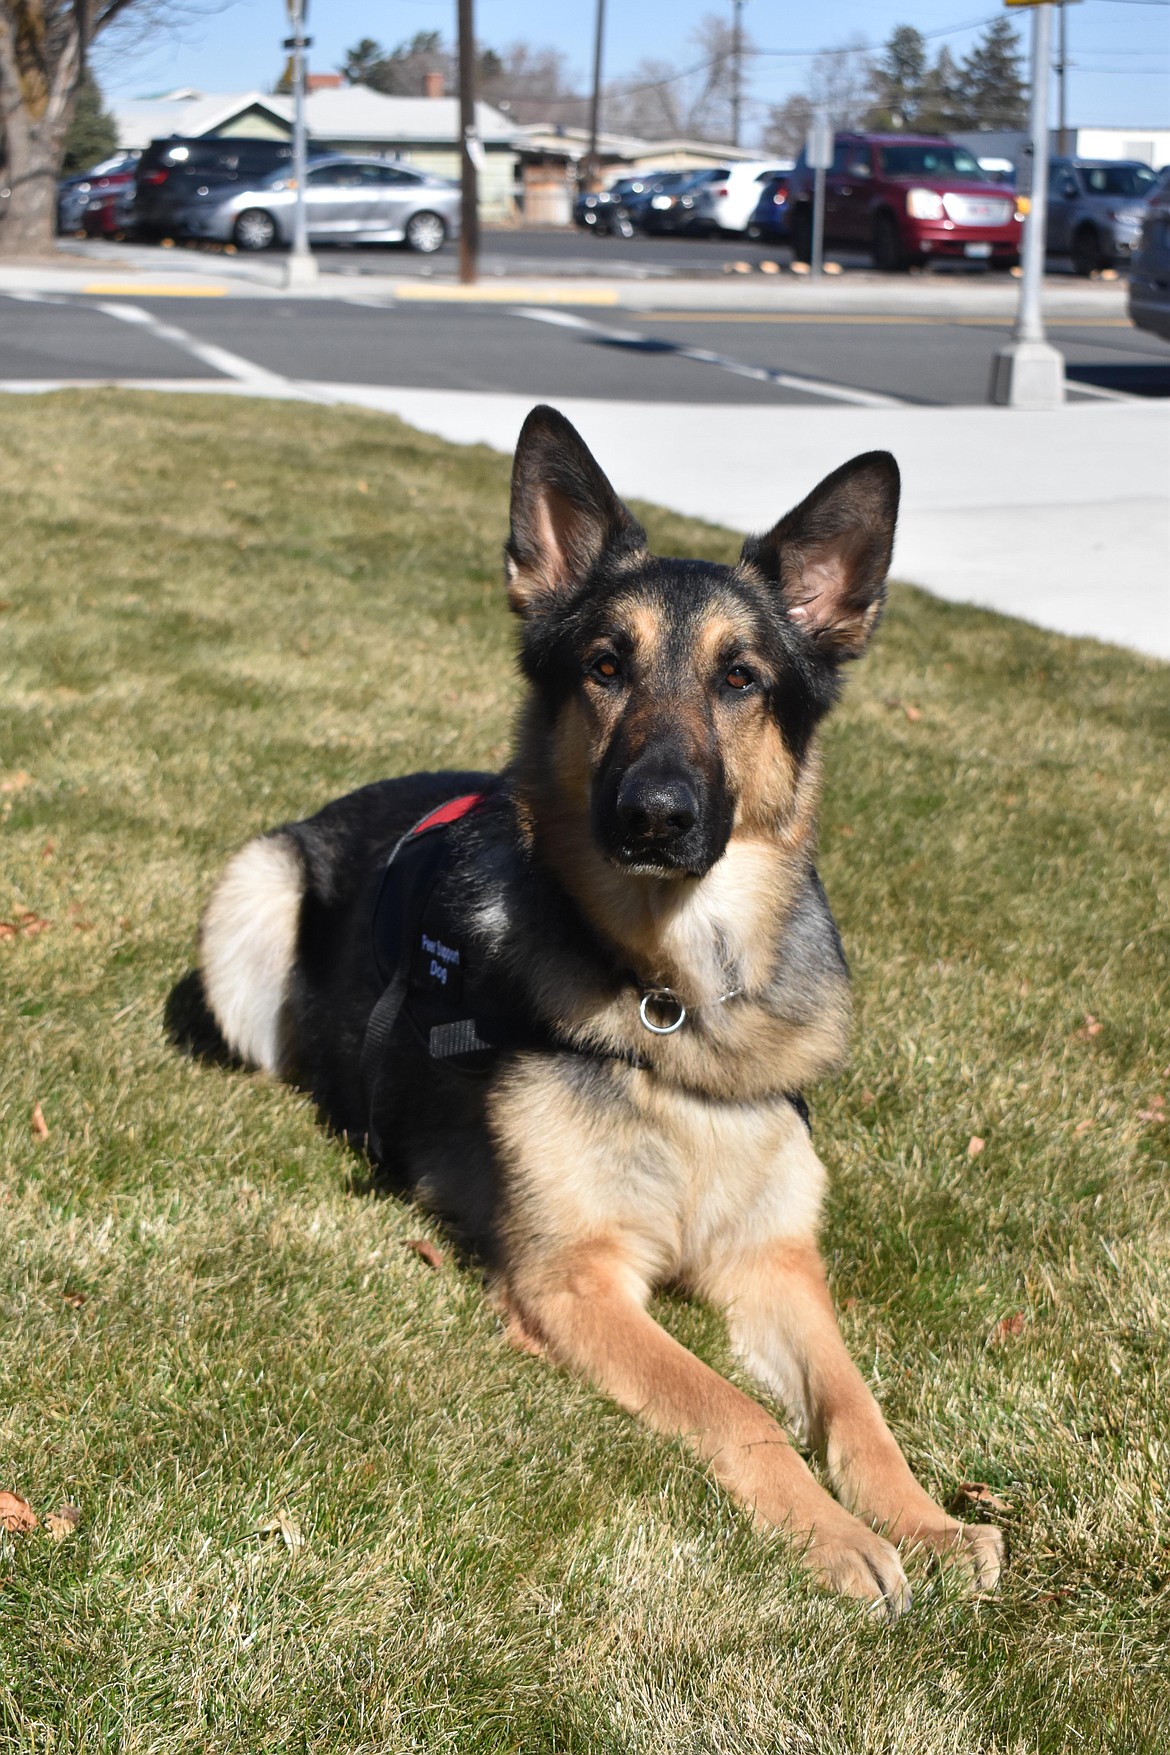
[585, 0, 606, 193]
[457, 0, 479, 284]
[284, 0, 317, 287]
[731, 0, 745, 149]
[1055, 1, 1069, 155]
[992, 2, 1064, 407]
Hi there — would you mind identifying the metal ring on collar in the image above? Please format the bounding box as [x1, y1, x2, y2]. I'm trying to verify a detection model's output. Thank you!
[639, 989, 687, 1035]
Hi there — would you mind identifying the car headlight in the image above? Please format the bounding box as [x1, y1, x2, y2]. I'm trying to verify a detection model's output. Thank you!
[651, 194, 673, 209]
[906, 188, 945, 220]
[1112, 205, 1145, 225]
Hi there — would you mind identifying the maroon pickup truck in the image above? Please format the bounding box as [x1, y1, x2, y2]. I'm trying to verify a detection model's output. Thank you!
[788, 133, 1023, 271]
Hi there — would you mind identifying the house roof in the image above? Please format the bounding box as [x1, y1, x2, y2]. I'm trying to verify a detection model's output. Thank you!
[304, 90, 515, 145]
[114, 91, 287, 150]
[514, 124, 764, 164]
[114, 87, 517, 152]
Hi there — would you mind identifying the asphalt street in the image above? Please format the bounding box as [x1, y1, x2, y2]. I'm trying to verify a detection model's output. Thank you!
[3, 293, 1167, 407]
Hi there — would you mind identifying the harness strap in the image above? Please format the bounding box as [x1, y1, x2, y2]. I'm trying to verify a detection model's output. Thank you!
[358, 788, 812, 1164]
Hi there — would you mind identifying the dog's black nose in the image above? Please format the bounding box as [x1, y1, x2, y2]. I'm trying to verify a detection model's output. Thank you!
[616, 769, 698, 845]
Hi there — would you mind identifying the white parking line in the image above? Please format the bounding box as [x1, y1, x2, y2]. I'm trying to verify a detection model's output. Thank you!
[509, 306, 908, 409]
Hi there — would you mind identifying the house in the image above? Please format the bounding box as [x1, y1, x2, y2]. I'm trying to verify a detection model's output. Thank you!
[111, 86, 520, 221]
[514, 125, 770, 224]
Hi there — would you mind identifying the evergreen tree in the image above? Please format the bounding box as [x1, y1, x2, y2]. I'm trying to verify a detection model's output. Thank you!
[957, 19, 1026, 130]
[915, 46, 964, 135]
[61, 74, 118, 173]
[865, 25, 927, 131]
[342, 32, 449, 97]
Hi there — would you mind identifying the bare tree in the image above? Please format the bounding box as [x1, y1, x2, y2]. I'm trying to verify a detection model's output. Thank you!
[763, 37, 871, 158]
[605, 12, 752, 145]
[0, 0, 152, 254]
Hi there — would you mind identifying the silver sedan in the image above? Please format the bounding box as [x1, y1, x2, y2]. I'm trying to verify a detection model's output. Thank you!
[179, 155, 461, 253]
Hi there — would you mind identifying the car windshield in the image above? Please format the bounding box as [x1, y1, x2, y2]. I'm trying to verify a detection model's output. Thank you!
[1081, 165, 1156, 198]
[877, 145, 985, 181]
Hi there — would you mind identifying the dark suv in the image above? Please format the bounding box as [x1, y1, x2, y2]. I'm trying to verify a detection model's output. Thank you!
[134, 135, 295, 238]
[1047, 158, 1158, 275]
[788, 133, 1022, 271]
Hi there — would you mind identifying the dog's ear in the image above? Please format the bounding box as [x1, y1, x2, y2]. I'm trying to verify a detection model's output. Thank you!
[740, 451, 900, 661]
[505, 405, 644, 616]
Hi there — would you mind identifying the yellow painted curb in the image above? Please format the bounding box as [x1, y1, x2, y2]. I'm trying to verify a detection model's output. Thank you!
[393, 283, 618, 305]
[81, 283, 227, 296]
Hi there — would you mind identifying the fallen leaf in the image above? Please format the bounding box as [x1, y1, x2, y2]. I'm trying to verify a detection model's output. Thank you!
[403, 1237, 445, 1269]
[1138, 1094, 1166, 1123]
[1076, 1013, 1103, 1041]
[0, 923, 17, 941]
[41, 841, 55, 860]
[949, 1481, 1010, 1514]
[255, 1511, 304, 1550]
[859, 1089, 877, 1106]
[1073, 1119, 1094, 1136]
[45, 1503, 81, 1541]
[0, 771, 32, 794]
[31, 1102, 49, 1140]
[62, 1289, 86, 1308]
[355, 480, 369, 493]
[1018, 980, 1032, 997]
[968, 1135, 985, 1158]
[19, 916, 51, 937]
[992, 1311, 1026, 1344]
[1036, 1587, 1076, 1606]
[0, 1491, 37, 1535]
[836, 823, 855, 838]
[222, 478, 237, 490]
[903, 703, 923, 722]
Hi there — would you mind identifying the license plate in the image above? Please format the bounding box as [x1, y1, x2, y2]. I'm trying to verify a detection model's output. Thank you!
[965, 242, 993, 258]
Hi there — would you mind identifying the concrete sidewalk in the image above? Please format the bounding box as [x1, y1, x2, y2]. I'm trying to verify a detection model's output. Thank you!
[317, 387, 1170, 662]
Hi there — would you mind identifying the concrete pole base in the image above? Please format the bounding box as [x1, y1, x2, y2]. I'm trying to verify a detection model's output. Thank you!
[283, 251, 319, 289]
[990, 339, 1066, 409]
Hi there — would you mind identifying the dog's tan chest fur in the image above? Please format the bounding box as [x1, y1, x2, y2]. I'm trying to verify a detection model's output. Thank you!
[492, 1059, 826, 1292]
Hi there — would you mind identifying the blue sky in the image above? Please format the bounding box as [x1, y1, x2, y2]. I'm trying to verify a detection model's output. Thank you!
[97, 1, 1170, 132]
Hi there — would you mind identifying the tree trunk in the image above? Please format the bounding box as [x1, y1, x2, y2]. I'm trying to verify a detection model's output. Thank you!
[0, 5, 82, 257]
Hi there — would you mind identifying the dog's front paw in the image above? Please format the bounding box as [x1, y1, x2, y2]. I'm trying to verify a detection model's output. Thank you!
[900, 1517, 1005, 1593]
[806, 1515, 913, 1621]
[951, 1521, 1005, 1592]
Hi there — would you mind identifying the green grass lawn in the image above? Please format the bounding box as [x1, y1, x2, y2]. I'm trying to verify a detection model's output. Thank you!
[1, 391, 1167, 1754]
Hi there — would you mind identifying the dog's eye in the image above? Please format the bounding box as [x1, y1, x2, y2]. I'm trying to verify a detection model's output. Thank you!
[589, 653, 622, 684]
[723, 664, 755, 692]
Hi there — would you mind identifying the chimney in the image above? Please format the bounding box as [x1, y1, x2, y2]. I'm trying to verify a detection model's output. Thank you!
[306, 73, 343, 92]
[424, 71, 444, 100]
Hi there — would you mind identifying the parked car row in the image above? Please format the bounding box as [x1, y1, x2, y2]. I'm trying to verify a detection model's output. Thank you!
[59, 134, 460, 253]
[573, 136, 1168, 278]
[574, 160, 791, 239]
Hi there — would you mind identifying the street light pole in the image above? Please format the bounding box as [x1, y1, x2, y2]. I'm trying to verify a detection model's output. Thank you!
[991, 1, 1063, 407]
[731, 0, 745, 150]
[284, 0, 317, 287]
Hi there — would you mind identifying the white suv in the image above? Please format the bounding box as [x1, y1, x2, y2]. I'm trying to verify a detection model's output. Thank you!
[693, 161, 794, 235]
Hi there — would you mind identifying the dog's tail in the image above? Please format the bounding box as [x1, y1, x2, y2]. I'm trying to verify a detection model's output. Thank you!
[197, 832, 304, 1076]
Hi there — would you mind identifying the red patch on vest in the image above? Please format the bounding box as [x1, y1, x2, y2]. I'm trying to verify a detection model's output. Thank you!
[411, 793, 483, 836]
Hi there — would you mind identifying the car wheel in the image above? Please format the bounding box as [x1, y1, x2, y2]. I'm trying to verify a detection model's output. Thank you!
[873, 212, 906, 273]
[746, 223, 763, 242]
[791, 206, 812, 262]
[233, 208, 277, 251]
[1071, 223, 1108, 277]
[406, 210, 446, 254]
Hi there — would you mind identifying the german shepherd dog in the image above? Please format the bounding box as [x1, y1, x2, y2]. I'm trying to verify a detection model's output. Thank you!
[195, 406, 1003, 1618]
